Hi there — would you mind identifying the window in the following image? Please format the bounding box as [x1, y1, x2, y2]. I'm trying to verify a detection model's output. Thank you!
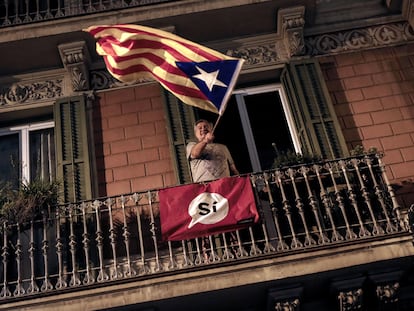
[0, 121, 55, 187]
[231, 84, 300, 172]
[204, 84, 299, 173]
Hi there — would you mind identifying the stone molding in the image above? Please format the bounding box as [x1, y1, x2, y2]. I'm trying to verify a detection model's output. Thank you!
[211, 21, 414, 72]
[208, 20, 414, 70]
[0, 78, 63, 108]
[305, 21, 414, 56]
[225, 42, 280, 70]
[90, 70, 153, 90]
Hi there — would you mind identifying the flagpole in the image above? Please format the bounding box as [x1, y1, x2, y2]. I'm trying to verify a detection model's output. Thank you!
[211, 114, 222, 134]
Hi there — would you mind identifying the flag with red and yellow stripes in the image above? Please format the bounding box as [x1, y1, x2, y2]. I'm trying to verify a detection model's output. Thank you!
[85, 24, 244, 114]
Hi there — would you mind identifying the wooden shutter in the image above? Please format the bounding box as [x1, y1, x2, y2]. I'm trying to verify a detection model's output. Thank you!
[281, 59, 347, 159]
[54, 95, 94, 203]
[162, 91, 196, 184]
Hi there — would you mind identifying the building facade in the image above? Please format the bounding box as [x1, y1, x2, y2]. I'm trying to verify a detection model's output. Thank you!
[0, 0, 414, 310]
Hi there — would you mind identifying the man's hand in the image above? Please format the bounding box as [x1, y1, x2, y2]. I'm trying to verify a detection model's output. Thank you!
[202, 132, 214, 144]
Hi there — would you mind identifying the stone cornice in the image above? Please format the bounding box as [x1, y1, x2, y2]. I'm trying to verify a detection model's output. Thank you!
[1, 21, 414, 101]
[92, 19, 414, 90]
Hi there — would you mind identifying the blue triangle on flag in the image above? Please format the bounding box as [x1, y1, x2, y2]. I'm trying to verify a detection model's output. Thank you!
[176, 60, 240, 111]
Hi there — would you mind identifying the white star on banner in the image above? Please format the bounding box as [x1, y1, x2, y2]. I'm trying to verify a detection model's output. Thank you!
[192, 66, 227, 92]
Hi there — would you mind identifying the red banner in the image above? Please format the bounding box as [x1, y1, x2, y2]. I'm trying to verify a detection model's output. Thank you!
[159, 176, 259, 241]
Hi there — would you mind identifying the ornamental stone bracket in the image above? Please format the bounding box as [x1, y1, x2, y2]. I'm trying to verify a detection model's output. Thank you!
[369, 270, 403, 307]
[332, 276, 365, 311]
[275, 5, 306, 63]
[266, 285, 303, 311]
[338, 288, 364, 311]
[58, 41, 91, 92]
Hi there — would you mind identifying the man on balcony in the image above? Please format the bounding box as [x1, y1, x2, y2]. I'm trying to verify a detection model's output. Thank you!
[186, 119, 239, 182]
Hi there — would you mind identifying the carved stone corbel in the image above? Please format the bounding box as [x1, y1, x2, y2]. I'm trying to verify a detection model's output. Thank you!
[266, 285, 303, 311]
[338, 288, 363, 311]
[275, 6, 306, 62]
[369, 270, 402, 307]
[376, 282, 400, 304]
[274, 298, 300, 311]
[58, 41, 91, 92]
[332, 276, 365, 311]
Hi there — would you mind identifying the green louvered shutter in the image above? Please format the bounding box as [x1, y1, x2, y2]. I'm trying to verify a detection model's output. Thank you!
[54, 95, 93, 203]
[162, 91, 196, 184]
[281, 59, 347, 159]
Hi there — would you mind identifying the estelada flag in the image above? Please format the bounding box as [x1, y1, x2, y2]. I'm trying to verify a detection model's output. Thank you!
[159, 176, 259, 241]
[85, 24, 244, 115]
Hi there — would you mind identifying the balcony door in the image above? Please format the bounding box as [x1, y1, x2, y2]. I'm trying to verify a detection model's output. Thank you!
[207, 84, 300, 174]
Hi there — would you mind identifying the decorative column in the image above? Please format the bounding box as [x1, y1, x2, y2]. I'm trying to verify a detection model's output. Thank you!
[275, 6, 306, 62]
[58, 41, 91, 92]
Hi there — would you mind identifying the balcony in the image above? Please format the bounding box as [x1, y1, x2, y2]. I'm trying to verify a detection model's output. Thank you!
[0, 153, 412, 309]
[0, 0, 177, 28]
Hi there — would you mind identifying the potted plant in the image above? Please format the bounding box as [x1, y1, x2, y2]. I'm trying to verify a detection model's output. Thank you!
[272, 149, 322, 169]
[0, 179, 60, 285]
[349, 145, 378, 156]
[0, 179, 60, 226]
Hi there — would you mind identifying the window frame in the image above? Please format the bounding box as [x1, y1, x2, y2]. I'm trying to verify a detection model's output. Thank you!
[0, 120, 54, 184]
[233, 83, 301, 172]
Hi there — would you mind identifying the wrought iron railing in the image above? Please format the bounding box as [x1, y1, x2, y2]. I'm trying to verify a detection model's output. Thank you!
[0, 153, 408, 300]
[0, 0, 176, 28]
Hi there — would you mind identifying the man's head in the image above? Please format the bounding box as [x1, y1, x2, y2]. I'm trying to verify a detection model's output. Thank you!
[194, 119, 213, 142]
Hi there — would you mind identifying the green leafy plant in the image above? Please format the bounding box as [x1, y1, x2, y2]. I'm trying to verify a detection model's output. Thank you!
[272, 150, 322, 168]
[349, 145, 378, 156]
[0, 179, 59, 225]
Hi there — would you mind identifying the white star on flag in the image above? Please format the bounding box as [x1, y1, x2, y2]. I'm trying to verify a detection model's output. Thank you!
[192, 66, 227, 92]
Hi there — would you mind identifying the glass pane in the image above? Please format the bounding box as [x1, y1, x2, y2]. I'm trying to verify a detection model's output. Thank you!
[0, 133, 20, 187]
[244, 91, 294, 170]
[29, 128, 55, 182]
